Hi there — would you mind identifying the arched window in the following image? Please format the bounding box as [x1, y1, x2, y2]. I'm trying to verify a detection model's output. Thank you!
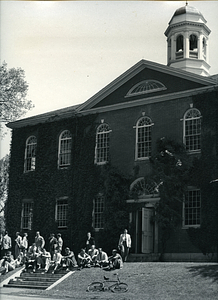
[189, 34, 198, 51]
[183, 108, 201, 152]
[176, 35, 183, 52]
[135, 116, 153, 160]
[58, 130, 72, 168]
[24, 136, 37, 172]
[95, 123, 111, 165]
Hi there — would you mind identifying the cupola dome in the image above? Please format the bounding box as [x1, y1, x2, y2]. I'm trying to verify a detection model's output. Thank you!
[165, 4, 211, 76]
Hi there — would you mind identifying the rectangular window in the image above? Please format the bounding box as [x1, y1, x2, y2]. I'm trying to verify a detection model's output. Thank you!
[185, 118, 201, 151]
[21, 201, 33, 230]
[96, 132, 109, 164]
[183, 189, 201, 227]
[55, 198, 68, 228]
[93, 194, 104, 230]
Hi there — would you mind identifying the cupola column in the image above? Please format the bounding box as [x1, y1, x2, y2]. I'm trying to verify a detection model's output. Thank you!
[198, 35, 203, 60]
[184, 32, 189, 59]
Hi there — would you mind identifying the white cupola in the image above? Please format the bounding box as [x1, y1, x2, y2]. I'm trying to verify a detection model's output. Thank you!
[164, 3, 211, 76]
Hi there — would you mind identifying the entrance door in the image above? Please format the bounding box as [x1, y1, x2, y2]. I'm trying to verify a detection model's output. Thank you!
[141, 208, 154, 253]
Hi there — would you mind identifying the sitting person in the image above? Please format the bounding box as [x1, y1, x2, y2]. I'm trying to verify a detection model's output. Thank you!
[50, 248, 62, 274]
[107, 249, 123, 270]
[88, 244, 99, 265]
[77, 248, 92, 269]
[24, 247, 38, 273]
[62, 247, 78, 270]
[28, 242, 37, 255]
[95, 248, 109, 267]
[0, 251, 16, 274]
[38, 248, 51, 273]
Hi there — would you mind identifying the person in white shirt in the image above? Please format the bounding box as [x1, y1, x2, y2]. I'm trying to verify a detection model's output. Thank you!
[51, 249, 62, 274]
[88, 244, 99, 265]
[95, 248, 109, 267]
[118, 229, 131, 262]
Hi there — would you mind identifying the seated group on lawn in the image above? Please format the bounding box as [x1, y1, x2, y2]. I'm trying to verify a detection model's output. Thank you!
[0, 231, 124, 275]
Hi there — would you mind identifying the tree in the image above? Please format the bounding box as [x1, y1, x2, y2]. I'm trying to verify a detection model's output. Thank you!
[0, 154, 9, 231]
[0, 62, 34, 137]
[150, 137, 191, 254]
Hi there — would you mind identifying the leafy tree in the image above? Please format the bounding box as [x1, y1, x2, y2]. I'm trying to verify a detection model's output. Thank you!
[0, 154, 9, 230]
[0, 62, 34, 137]
[150, 137, 190, 254]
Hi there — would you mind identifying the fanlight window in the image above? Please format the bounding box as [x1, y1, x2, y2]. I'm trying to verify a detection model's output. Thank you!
[24, 136, 37, 172]
[130, 177, 159, 200]
[126, 80, 166, 97]
[95, 123, 111, 165]
[58, 130, 72, 168]
[183, 108, 201, 152]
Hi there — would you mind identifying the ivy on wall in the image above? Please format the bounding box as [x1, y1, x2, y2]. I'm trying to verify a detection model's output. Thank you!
[6, 113, 131, 255]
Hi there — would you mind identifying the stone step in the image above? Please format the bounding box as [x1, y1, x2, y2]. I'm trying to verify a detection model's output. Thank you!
[15, 276, 57, 282]
[3, 268, 71, 290]
[8, 279, 49, 286]
[4, 283, 48, 290]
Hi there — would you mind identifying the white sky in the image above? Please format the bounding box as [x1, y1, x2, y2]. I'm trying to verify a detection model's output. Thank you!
[1, 1, 218, 158]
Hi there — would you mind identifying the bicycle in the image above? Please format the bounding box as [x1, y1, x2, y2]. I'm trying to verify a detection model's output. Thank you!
[87, 272, 128, 293]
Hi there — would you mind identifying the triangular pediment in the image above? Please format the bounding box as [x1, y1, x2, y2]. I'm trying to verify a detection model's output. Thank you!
[77, 59, 216, 113]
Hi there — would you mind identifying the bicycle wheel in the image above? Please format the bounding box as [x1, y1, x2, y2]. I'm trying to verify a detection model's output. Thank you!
[87, 282, 103, 292]
[111, 282, 128, 293]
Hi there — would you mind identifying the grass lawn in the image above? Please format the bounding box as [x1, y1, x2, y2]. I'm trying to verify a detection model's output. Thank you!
[3, 262, 218, 300]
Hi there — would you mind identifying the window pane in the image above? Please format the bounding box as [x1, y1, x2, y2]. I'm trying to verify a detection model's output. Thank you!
[59, 130, 72, 168]
[56, 199, 68, 228]
[136, 117, 152, 159]
[95, 124, 110, 164]
[93, 195, 104, 229]
[184, 190, 201, 226]
[24, 136, 37, 172]
[21, 202, 33, 230]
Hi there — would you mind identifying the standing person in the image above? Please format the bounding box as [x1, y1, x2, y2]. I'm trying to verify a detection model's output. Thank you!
[56, 233, 63, 253]
[35, 231, 45, 250]
[22, 232, 28, 251]
[49, 233, 57, 258]
[2, 231, 12, 256]
[15, 232, 22, 259]
[118, 229, 131, 262]
[85, 232, 95, 252]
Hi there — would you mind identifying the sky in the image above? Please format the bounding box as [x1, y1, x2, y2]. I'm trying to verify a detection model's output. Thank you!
[1, 1, 218, 158]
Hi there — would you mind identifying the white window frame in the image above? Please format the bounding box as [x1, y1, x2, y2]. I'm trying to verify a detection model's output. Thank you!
[21, 200, 34, 230]
[93, 194, 104, 231]
[183, 108, 201, 153]
[55, 197, 68, 228]
[24, 136, 37, 173]
[183, 188, 201, 228]
[58, 130, 72, 169]
[135, 116, 153, 161]
[94, 123, 111, 165]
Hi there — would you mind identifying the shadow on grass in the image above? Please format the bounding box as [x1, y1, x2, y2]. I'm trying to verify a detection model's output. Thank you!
[187, 264, 218, 282]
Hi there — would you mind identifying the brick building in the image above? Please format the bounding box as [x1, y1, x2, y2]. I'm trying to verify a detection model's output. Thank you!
[6, 4, 218, 261]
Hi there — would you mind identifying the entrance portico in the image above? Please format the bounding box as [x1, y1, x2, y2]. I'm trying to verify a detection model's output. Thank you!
[127, 178, 160, 254]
